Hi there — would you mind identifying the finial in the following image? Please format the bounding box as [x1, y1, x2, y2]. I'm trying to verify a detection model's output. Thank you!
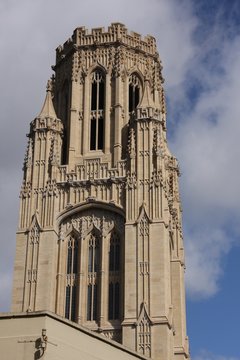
[46, 79, 52, 92]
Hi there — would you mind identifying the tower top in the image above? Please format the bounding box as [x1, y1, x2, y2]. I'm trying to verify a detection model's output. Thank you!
[55, 23, 158, 66]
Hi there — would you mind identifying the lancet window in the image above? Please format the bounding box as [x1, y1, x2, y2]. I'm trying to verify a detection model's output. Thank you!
[61, 213, 124, 328]
[61, 80, 69, 165]
[90, 70, 105, 151]
[108, 232, 121, 320]
[65, 236, 78, 321]
[129, 73, 141, 112]
[87, 232, 100, 321]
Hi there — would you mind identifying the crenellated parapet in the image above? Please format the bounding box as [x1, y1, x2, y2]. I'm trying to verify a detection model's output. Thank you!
[56, 23, 157, 61]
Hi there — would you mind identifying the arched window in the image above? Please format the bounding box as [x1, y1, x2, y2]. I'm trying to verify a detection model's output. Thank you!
[87, 232, 100, 321]
[129, 73, 141, 112]
[65, 236, 78, 321]
[90, 70, 105, 151]
[108, 232, 121, 320]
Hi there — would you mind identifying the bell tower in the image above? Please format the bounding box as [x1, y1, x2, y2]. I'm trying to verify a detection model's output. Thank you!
[12, 23, 190, 360]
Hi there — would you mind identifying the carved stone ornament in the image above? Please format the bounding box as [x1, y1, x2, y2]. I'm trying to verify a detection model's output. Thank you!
[23, 138, 33, 169]
[49, 135, 60, 166]
[151, 169, 162, 188]
[126, 171, 137, 189]
[20, 180, 32, 198]
[43, 180, 58, 198]
[61, 209, 124, 240]
[128, 127, 136, 158]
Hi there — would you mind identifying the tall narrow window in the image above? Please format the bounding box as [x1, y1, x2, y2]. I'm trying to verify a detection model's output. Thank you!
[65, 236, 78, 322]
[87, 232, 100, 321]
[129, 73, 141, 112]
[108, 232, 121, 320]
[90, 70, 105, 150]
[61, 81, 69, 165]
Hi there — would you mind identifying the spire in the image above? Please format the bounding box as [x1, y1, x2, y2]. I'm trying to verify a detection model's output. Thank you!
[38, 80, 57, 119]
[138, 79, 155, 109]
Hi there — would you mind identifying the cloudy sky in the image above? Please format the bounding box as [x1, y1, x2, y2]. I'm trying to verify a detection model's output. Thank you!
[0, 0, 240, 359]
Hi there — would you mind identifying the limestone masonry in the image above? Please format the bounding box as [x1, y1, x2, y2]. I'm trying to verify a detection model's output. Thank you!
[11, 23, 190, 360]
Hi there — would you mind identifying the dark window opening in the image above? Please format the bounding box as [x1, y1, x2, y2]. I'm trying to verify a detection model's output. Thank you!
[71, 285, 77, 321]
[109, 244, 114, 271]
[115, 282, 120, 319]
[94, 245, 99, 272]
[109, 283, 114, 319]
[90, 70, 105, 151]
[93, 284, 98, 320]
[87, 233, 99, 321]
[65, 286, 70, 319]
[88, 245, 93, 273]
[61, 89, 69, 165]
[109, 234, 120, 272]
[108, 282, 120, 320]
[115, 244, 120, 271]
[135, 87, 140, 108]
[65, 237, 78, 322]
[99, 81, 105, 109]
[129, 84, 134, 112]
[87, 284, 98, 321]
[64, 94, 68, 123]
[91, 82, 97, 110]
[98, 117, 104, 150]
[62, 128, 68, 165]
[129, 74, 141, 113]
[90, 118, 96, 150]
[87, 285, 92, 320]
[108, 232, 121, 320]
[73, 241, 78, 274]
[67, 246, 72, 274]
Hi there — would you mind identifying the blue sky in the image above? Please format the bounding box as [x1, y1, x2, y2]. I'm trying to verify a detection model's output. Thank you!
[0, 0, 240, 359]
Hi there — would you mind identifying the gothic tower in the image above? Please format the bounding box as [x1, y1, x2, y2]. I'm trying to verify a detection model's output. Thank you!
[12, 23, 190, 360]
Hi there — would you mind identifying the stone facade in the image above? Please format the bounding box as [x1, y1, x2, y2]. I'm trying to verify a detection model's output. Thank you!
[12, 23, 190, 360]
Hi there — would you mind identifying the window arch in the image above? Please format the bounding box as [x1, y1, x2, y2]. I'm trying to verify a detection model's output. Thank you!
[129, 73, 141, 112]
[90, 70, 105, 151]
[65, 236, 78, 321]
[108, 231, 121, 320]
[59, 208, 124, 333]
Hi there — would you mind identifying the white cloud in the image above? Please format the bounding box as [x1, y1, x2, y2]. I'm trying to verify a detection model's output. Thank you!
[184, 227, 231, 298]
[170, 18, 240, 298]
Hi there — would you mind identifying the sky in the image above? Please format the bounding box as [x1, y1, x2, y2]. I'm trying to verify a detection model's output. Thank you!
[0, 0, 240, 359]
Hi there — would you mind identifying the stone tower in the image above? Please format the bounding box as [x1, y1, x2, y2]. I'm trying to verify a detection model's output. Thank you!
[12, 23, 190, 360]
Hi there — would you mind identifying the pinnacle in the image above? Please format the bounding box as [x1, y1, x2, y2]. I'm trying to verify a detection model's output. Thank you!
[37, 80, 57, 119]
[138, 79, 155, 109]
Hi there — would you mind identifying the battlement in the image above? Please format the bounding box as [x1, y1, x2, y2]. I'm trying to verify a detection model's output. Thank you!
[56, 23, 157, 57]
